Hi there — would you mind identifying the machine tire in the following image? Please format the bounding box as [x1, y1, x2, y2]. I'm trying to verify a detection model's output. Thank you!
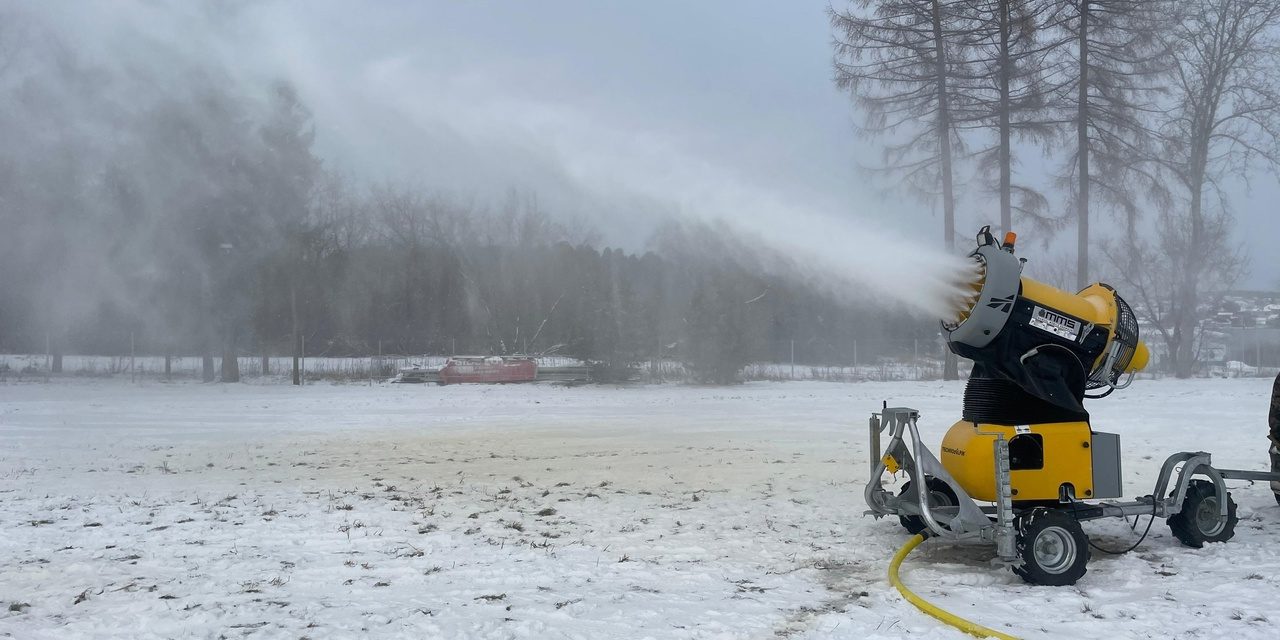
[1012, 508, 1089, 586]
[898, 477, 958, 535]
[1169, 480, 1237, 548]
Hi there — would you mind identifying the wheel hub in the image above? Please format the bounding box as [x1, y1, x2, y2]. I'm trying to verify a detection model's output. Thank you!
[1195, 496, 1225, 536]
[1033, 526, 1076, 574]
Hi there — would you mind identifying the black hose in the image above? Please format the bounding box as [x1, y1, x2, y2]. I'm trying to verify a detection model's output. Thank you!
[1067, 493, 1158, 555]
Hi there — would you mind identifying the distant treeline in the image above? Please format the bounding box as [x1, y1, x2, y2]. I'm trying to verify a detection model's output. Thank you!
[0, 170, 936, 383]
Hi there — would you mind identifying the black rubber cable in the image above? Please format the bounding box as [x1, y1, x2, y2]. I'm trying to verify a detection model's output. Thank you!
[1067, 490, 1159, 555]
[1084, 386, 1115, 400]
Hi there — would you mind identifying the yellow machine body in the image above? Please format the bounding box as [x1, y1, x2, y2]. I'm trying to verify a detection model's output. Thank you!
[1018, 280, 1150, 375]
[939, 420, 1096, 502]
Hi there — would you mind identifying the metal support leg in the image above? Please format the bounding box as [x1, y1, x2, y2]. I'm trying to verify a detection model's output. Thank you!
[994, 436, 1015, 561]
[869, 414, 881, 480]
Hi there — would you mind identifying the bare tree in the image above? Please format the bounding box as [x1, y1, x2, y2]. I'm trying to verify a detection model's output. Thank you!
[1055, 0, 1171, 289]
[1102, 211, 1246, 375]
[259, 80, 320, 384]
[831, 0, 972, 379]
[953, 0, 1070, 235]
[1153, 0, 1280, 377]
[831, 1, 971, 251]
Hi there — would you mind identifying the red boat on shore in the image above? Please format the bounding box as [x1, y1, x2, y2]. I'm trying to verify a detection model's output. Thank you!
[436, 356, 537, 385]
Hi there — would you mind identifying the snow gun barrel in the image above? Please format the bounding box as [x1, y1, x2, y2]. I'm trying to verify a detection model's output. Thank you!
[943, 226, 1149, 402]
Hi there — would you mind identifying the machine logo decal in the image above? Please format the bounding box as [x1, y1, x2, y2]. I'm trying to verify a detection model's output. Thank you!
[1029, 306, 1082, 340]
[986, 295, 1014, 313]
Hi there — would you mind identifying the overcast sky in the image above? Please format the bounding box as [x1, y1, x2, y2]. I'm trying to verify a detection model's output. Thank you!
[241, 2, 884, 245]
[59, 0, 1278, 288]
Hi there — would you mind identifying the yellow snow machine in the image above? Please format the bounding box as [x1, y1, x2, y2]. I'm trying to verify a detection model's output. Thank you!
[866, 226, 1273, 586]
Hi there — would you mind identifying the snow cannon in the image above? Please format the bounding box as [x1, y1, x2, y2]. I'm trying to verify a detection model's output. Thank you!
[930, 225, 1152, 535]
[864, 226, 1276, 593]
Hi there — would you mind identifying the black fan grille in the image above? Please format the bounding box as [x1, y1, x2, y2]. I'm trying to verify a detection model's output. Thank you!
[1086, 290, 1139, 390]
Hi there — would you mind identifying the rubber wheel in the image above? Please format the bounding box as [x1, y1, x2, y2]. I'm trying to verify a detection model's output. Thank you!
[1169, 479, 1237, 548]
[898, 477, 958, 535]
[1012, 508, 1090, 586]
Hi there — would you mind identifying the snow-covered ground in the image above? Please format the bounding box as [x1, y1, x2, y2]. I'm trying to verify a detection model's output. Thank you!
[1, 378, 1277, 639]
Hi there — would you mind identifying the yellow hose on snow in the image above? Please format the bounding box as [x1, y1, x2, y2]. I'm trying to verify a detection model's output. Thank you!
[888, 533, 1020, 640]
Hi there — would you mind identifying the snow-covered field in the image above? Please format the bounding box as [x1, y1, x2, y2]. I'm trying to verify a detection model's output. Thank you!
[1, 378, 1277, 639]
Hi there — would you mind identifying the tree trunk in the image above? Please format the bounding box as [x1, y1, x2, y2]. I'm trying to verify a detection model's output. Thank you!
[1076, 1, 1090, 291]
[932, 0, 956, 254]
[202, 353, 215, 382]
[221, 349, 240, 382]
[998, 0, 1012, 235]
[164, 354, 171, 380]
[221, 326, 240, 383]
[49, 332, 64, 373]
[261, 354, 269, 376]
[1173, 175, 1205, 379]
[933, 0, 960, 382]
[1173, 119, 1212, 379]
[291, 282, 301, 385]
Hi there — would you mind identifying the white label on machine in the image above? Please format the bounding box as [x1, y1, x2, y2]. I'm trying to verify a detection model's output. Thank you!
[1015, 425, 1031, 434]
[1029, 306, 1082, 340]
